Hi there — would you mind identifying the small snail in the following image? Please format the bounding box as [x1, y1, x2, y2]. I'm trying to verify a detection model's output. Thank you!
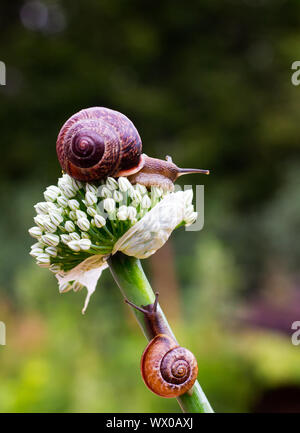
[56, 107, 209, 190]
[125, 293, 198, 398]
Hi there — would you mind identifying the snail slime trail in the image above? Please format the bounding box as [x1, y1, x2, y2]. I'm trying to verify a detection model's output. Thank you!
[56, 106, 210, 190]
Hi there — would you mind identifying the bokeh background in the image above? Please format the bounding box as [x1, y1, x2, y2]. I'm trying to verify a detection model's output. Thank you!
[0, 0, 300, 413]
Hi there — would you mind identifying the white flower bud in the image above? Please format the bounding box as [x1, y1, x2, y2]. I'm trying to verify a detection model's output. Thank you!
[106, 177, 119, 190]
[55, 206, 64, 215]
[46, 202, 57, 211]
[71, 178, 82, 190]
[185, 212, 198, 226]
[29, 226, 43, 239]
[118, 177, 133, 192]
[130, 199, 139, 208]
[129, 190, 142, 203]
[68, 199, 80, 211]
[42, 234, 60, 247]
[58, 174, 72, 189]
[43, 219, 57, 233]
[47, 185, 60, 195]
[34, 215, 47, 229]
[141, 195, 151, 209]
[76, 210, 87, 220]
[87, 206, 97, 217]
[85, 184, 98, 195]
[93, 214, 106, 228]
[79, 239, 92, 251]
[77, 218, 90, 231]
[85, 191, 97, 206]
[103, 198, 115, 213]
[57, 195, 69, 208]
[151, 186, 163, 199]
[44, 187, 59, 202]
[30, 248, 44, 257]
[135, 184, 147, 195]
[67, 240, 81, 252]
[30, 241, 44, 250]
[60, 184, 77, 199]
[59, 282, 72, 293]
[81, 232, 90, 239]
[49, 264, 61, 273]
[36, 253, 51, 266]
[113, 190, 123, 203]
[127, 206, 137, 221]
[68, 210, 77, 221]
[65, 220, 75, 232]
[69, 232, 81, 241]
[49, 212, 63, 226]
[184, 204, 194, 217]
[45, 246, 57, 257]
[72, 281, 84, 292]
[100, 186, 112, 198]
[117, 205, 128, 221]
[60, 234, 70, 245]
[34, 202, 49, 214]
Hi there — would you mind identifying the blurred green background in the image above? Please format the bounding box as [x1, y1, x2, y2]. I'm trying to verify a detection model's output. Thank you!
[0, 0, 300, 413]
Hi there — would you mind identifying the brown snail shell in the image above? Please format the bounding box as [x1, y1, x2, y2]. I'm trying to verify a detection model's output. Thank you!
[125, 293, 198, 398]
[56, 107, 143, 182]
[141, 334, 198, 398]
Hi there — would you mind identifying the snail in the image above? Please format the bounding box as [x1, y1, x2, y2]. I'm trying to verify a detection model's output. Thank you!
[56, 107, 209, 190]
[125, 293, 198, 398]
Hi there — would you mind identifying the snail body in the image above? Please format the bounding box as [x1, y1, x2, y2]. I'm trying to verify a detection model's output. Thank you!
[125, 293, 198, 398]
[56, 107, 209, 190]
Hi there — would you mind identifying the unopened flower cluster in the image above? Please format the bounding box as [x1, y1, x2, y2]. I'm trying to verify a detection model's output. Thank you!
[29, 174, 198, 276]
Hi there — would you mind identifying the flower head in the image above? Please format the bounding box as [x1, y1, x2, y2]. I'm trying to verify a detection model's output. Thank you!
[29, 174, 198, 312]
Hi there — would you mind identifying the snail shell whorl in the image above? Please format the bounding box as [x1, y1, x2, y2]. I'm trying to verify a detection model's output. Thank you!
[141, 334, 198, 398]
[56, 107, 142, 182]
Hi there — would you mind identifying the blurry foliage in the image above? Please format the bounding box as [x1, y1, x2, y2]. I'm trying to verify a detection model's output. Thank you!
[0, 0, 300, 412]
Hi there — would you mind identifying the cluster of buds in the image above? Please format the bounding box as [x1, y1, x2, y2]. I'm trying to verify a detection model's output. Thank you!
[29, 174, 198, 277]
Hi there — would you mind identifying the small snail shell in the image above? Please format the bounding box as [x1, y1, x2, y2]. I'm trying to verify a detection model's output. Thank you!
[125, 293, 198, 398]
[141, 334, 198, 398]
[56, 107, 209, 190]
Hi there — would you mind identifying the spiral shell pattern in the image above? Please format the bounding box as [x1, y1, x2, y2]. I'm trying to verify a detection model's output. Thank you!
[141, 334, 198, 398]
[56, 107, 142, 182]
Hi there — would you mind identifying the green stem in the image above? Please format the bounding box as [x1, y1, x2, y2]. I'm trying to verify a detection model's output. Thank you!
[107, 252, 213, 414]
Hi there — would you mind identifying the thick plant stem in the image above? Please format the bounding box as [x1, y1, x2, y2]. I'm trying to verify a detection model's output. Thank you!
[107, 252, 213, 414]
